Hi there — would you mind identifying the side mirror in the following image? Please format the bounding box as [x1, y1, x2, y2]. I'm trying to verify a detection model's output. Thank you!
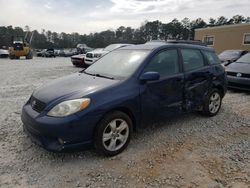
[140, 72, 160, 82]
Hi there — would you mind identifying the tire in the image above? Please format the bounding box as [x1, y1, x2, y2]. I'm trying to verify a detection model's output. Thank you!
[202, 89, 222, 116]
[26, 51, 33, 59]
[94, 111, 132, 156]
[9, 55, 15, 60]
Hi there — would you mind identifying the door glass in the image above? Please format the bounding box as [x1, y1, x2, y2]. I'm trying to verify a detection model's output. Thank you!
[144, 49, 179, 77]
[181, 49, 205, 71]
[203, 51, 220, 64]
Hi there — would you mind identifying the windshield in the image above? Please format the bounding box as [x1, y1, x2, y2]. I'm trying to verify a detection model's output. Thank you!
[236, 53, 250, 64]
[104, 44, 124, 51]
[219, 50, 241, 59]
[85, 49, 149, 78]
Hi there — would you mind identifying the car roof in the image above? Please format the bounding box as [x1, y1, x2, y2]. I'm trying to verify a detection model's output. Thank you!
[121, 42, 214, 52]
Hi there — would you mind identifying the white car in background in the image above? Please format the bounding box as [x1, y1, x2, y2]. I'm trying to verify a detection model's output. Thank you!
[0, 49, 9, 58]
[85, 43, 132, 65]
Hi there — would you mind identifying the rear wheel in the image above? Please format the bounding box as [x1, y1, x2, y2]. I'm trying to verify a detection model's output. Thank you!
[94, 111, 132, 156]
[202, 89, 222, 116]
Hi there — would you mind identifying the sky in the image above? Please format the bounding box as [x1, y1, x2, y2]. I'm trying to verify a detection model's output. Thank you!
[0, 0, 249, 34]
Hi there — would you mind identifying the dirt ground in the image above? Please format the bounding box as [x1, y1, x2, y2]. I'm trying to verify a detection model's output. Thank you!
[0, 57, 249, 188]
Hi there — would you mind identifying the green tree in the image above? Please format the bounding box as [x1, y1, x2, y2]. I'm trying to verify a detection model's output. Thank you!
[190, 18, 207, 39]
[208, 18, 216, 26]
[215, 16, 228, 26]
[230, 15, 246, 24]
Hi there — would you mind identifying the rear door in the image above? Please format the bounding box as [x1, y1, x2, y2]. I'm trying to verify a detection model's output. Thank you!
[180, 48, 213, 111]
[140, 48, 184, 125]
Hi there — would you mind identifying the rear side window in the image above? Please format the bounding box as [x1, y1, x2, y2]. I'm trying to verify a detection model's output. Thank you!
[144, 49, 179, 77]
[181, 49, 205, 71]
[203, 51, 220, 64]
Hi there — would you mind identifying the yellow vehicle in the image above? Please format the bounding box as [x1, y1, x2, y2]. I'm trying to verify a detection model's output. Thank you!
[9, 36, 33, 59]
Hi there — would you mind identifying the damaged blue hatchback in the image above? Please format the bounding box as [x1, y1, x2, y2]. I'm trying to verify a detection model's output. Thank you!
[21, 41, 227, 156]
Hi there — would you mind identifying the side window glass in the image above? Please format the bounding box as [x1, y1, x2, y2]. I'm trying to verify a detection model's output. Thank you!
[181, 49, 205, 71]
[144, 49, 179, 77]
[204, 51, 220, 64]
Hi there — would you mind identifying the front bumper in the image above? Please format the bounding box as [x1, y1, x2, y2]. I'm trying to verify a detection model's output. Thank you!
[227, 75, 250, 91]
[21, 104, 101, 152]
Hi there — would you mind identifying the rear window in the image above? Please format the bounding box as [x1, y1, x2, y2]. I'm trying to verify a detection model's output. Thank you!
[203, 51, 220, 64]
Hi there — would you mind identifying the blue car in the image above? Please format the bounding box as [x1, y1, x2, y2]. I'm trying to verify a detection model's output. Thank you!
[21, 41, 227, 156]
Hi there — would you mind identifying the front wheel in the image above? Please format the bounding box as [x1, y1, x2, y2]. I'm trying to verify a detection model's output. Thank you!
[94, 111, 132, 156]
[9, 54, 15, 59]
[26, 51, 33, 59]
[202, 89, 222, 116]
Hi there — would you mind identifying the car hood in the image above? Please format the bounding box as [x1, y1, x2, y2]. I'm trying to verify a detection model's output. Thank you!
[219, 56, 237, 62]
[71, 54, 85, 59]
[33, 72, 120, 104]
[226, 62, 250, 74]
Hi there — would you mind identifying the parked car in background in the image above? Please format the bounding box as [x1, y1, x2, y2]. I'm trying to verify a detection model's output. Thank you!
[85, 43, 132, 65]
[58, 49, 66, 57]
[70, 48, 78, 56]
[54, 49, 60, 56]
[36, 49, 43, 57]
[59, 49, 77, 57]
[226, 53, 250, 91]
[0, 49, 9, 58]
[76, 44, 93, 54]
[71, 48, 93, 67]
[218, 49, 248, 66]
[21, 41, 227, 156]
[41, 49, 56, 58]
[78, 47, 93, 55]
[63, 49, 73, 57]
[84, 48, 104, 65]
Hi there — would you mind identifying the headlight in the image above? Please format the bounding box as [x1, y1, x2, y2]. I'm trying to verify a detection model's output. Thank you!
[47, 98, 91, 117]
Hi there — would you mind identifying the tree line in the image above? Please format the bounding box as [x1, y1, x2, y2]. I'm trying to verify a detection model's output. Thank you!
[0, 15, 249, 49]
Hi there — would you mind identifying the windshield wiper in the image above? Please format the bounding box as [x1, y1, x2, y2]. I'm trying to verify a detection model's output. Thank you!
[82, 70, 94, 76]
[83, 70, 114, 80]
[95, 73, 114, 80]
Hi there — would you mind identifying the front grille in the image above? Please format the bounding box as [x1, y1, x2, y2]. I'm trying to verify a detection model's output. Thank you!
[226, 71, 237, 76]
[242, 73, 250, 78]
[30, 97, 46, 113]
[86, 53, 93, 58]
[227, 71, 250, 78]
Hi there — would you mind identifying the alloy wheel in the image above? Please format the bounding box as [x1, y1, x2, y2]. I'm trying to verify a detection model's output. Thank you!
[209, 92, 221, 114]
[102, 119, 129, 152]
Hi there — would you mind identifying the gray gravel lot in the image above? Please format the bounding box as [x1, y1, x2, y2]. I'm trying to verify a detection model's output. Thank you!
[0, 57, 249, 188]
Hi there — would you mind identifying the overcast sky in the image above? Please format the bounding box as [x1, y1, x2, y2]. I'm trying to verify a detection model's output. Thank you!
[0, 0, 249, 34]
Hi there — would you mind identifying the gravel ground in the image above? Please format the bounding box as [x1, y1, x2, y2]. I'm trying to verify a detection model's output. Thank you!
[0, 57, 249, 188]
